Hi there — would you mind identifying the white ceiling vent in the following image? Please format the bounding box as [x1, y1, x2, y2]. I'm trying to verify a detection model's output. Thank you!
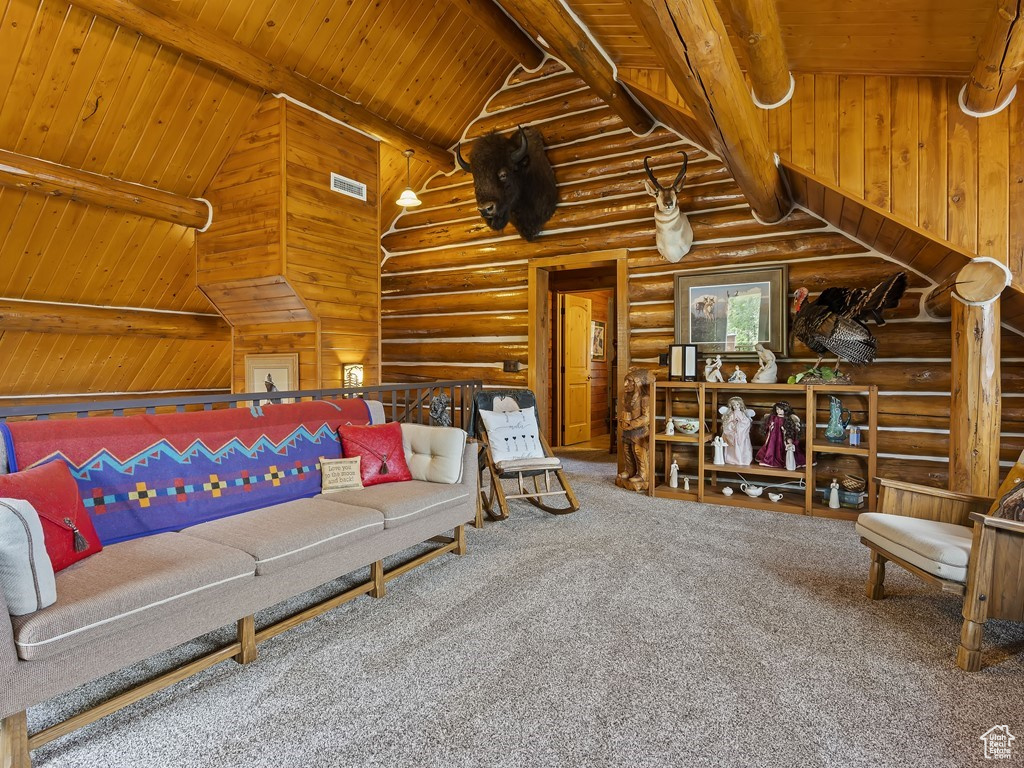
[330, 172, 367, 201]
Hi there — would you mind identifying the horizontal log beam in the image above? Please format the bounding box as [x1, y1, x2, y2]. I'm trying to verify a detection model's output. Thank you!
[0, 149, 209, 228]
[625, 0, 791, 222]
[0, 300, 229, 340]
[381, 289, 527, 315]
[497, 0, 654, 135]
[70, 0, 450, 168]
[961, 0, 1024, 115]
[442, 0, 544, 69]
[721, 0, 793, 108]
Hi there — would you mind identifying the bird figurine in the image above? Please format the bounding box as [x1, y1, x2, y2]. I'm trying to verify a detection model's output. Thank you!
[792, 272, 908, 370]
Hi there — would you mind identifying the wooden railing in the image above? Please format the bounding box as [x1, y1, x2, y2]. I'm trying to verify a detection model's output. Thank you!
[0, 380, 484, 432]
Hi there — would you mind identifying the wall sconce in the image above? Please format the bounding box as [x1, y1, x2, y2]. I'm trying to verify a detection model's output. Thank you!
[342, 363, 364, 388]
[395, 149, 422, 208]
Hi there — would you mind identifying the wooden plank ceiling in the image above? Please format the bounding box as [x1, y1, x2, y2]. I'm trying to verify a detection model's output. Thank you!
[569, 0, 999, 76]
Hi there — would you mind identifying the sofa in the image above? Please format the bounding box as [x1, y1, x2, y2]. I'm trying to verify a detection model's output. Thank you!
[0, 398, 479, 767]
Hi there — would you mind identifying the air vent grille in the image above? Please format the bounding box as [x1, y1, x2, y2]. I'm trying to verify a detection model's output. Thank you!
[330, 172, 367, 201]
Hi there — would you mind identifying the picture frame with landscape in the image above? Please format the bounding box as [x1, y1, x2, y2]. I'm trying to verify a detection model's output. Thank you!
[673, 266, 788, 359]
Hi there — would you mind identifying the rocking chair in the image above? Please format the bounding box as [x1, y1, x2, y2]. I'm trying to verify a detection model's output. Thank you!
[471, 389, 580, 520]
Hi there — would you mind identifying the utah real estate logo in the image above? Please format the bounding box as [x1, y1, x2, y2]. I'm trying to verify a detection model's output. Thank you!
[980, 726, 1016, 759]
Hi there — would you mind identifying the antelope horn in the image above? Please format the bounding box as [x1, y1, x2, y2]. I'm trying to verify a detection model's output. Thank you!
[455, 143, 472, 174]
[642, 155, 665, 191]
[671, 151, 689, 190]
[510, 125, 529, 163]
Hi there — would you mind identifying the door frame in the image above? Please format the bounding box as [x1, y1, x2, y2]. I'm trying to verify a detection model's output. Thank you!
[527, 249, 631, 441]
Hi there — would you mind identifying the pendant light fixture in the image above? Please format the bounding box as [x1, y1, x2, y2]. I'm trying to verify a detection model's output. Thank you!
[395, 149, 422, 208]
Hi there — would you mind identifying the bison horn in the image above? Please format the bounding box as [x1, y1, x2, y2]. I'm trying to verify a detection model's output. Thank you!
[672, 151, 689, 191]
[643, 155, 665, 192]
[455, 143, 472, 174]
[510, 125, 529, 164]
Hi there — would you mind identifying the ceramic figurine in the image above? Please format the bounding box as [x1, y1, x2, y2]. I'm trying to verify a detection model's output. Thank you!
[751, 343, 778, 384]
[665, 418, 675, 436]
[711, 435, 727, 465]
[785, 442, 797, 471]
[683, 476, 690, 492]
[704, 355, 724, 382]
[719, 396, 754, 465]
[756, 401, 805, 469]
[669, 458, 679, 488]
[617, 368, 655, 493]
[728, 365, 747, 383]
[828, 478, 841, 509]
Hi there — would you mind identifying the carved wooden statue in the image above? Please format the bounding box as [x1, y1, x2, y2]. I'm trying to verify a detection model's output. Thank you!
[617, 367, 654, 492]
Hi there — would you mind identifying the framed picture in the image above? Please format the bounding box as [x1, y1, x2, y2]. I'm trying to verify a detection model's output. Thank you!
[591, 320, 606, 361]
[674, 266, 788, 359]
[244, 353, 299, 397]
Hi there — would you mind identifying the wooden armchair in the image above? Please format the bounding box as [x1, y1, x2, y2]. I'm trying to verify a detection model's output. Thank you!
[857, 470, 1024, 671]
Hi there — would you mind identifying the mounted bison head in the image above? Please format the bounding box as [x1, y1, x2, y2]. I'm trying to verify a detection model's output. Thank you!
[455, 125, 557, 242]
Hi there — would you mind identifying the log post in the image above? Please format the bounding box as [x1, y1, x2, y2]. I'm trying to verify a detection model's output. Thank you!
[925, 257, 1012, 319]
[960, 0, 1024, 117]
[949, 259, 1011, 495]
[625, 0, 791, 223]
[721, 0, 794, 108]
[497, 0, 655, 135]
[0, 149, 210, 229]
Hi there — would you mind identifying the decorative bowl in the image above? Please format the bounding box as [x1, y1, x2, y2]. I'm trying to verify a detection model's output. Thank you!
[672, 417, 700, 434]
[721, 487, 734, 496]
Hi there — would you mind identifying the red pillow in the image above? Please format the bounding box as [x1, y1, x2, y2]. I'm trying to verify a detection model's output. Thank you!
[338, 422, 412, 487]
[0, 460, 102, 571]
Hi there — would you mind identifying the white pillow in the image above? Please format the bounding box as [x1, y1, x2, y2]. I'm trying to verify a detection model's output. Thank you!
[0, 498, 57, 616]
[479, 407, 545, 464]
[492, 396, 521, 413]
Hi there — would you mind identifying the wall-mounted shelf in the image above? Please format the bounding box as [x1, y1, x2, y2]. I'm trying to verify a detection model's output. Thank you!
[648, 381, 878, 520]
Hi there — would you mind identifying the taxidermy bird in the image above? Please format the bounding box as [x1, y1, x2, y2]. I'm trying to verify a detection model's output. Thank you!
[792, 272, 908, 369]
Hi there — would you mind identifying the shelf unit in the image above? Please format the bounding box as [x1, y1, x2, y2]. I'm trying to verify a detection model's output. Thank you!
[648, 381, 878, 520]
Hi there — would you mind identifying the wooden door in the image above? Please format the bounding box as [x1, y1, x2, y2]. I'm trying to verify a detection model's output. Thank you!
[561, 294, 592, 445]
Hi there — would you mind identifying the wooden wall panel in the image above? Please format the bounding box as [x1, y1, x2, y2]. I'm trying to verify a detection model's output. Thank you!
[382, 61, 1024, 489]
[744, 72, 1024, 287]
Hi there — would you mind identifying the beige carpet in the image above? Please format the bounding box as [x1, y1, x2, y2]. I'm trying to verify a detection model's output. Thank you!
[29, 452, 1024, 767]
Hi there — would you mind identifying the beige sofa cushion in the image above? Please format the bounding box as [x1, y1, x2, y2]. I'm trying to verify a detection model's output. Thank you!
[318, 481, 471, 530]
[182, 498, 383, 576]
[856, 512, 973, 583]
[13, 533, 255, 661]
[400, 423, 467, 484]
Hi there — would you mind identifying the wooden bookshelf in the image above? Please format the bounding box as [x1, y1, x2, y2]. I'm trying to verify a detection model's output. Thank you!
[648, 380, 878, 519]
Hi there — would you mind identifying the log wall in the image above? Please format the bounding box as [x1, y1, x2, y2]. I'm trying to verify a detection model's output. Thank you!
[381, 61, 1024, 488]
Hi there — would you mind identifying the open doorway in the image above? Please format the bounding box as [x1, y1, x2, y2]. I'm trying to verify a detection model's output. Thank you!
[527, 250, 630, 451]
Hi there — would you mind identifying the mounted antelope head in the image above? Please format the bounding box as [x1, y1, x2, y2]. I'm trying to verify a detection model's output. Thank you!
[643, 152, 693, 263]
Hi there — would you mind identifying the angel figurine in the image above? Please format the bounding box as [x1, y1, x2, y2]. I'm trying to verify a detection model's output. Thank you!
[711, 434, 727, 465]
[756, 401, 805, 468]
[719, 396, 754, 465]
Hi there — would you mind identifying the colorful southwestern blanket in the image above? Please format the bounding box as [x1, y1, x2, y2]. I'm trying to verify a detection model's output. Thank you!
[0, 399, 372, 544]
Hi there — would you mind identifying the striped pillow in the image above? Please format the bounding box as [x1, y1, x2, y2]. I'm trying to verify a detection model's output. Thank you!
[0, 498, 57, 616]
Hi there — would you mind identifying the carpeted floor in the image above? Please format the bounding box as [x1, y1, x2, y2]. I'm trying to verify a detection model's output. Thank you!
[29, 452, 1024, 767]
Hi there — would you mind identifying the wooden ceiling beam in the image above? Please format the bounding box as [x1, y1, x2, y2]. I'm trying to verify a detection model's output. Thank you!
[0, 149, 210, 228]
[442, 0, 544, 70]
[497, 0, 655, 135]
[721, 0, 793, 108]
[961, 0, 1024, 116]
[625, 0, 790, 223]
[69, 0, 451, 167]
[0, 299, 228, 340]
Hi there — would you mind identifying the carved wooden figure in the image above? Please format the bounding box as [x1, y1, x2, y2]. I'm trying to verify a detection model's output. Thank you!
[617, 368, 654, 492]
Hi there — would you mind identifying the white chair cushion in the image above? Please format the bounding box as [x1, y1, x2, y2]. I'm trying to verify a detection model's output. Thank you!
[399, 423, 467, 484]
[496, 457, 562, 473]
[856, 512, 973, 583]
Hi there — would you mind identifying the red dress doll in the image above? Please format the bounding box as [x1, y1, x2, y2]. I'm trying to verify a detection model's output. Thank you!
[756, 401, 805, 468]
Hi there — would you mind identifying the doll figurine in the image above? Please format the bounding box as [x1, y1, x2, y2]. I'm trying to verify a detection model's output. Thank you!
[719, 396, 755, 465]
[756, 401, 805, 469]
